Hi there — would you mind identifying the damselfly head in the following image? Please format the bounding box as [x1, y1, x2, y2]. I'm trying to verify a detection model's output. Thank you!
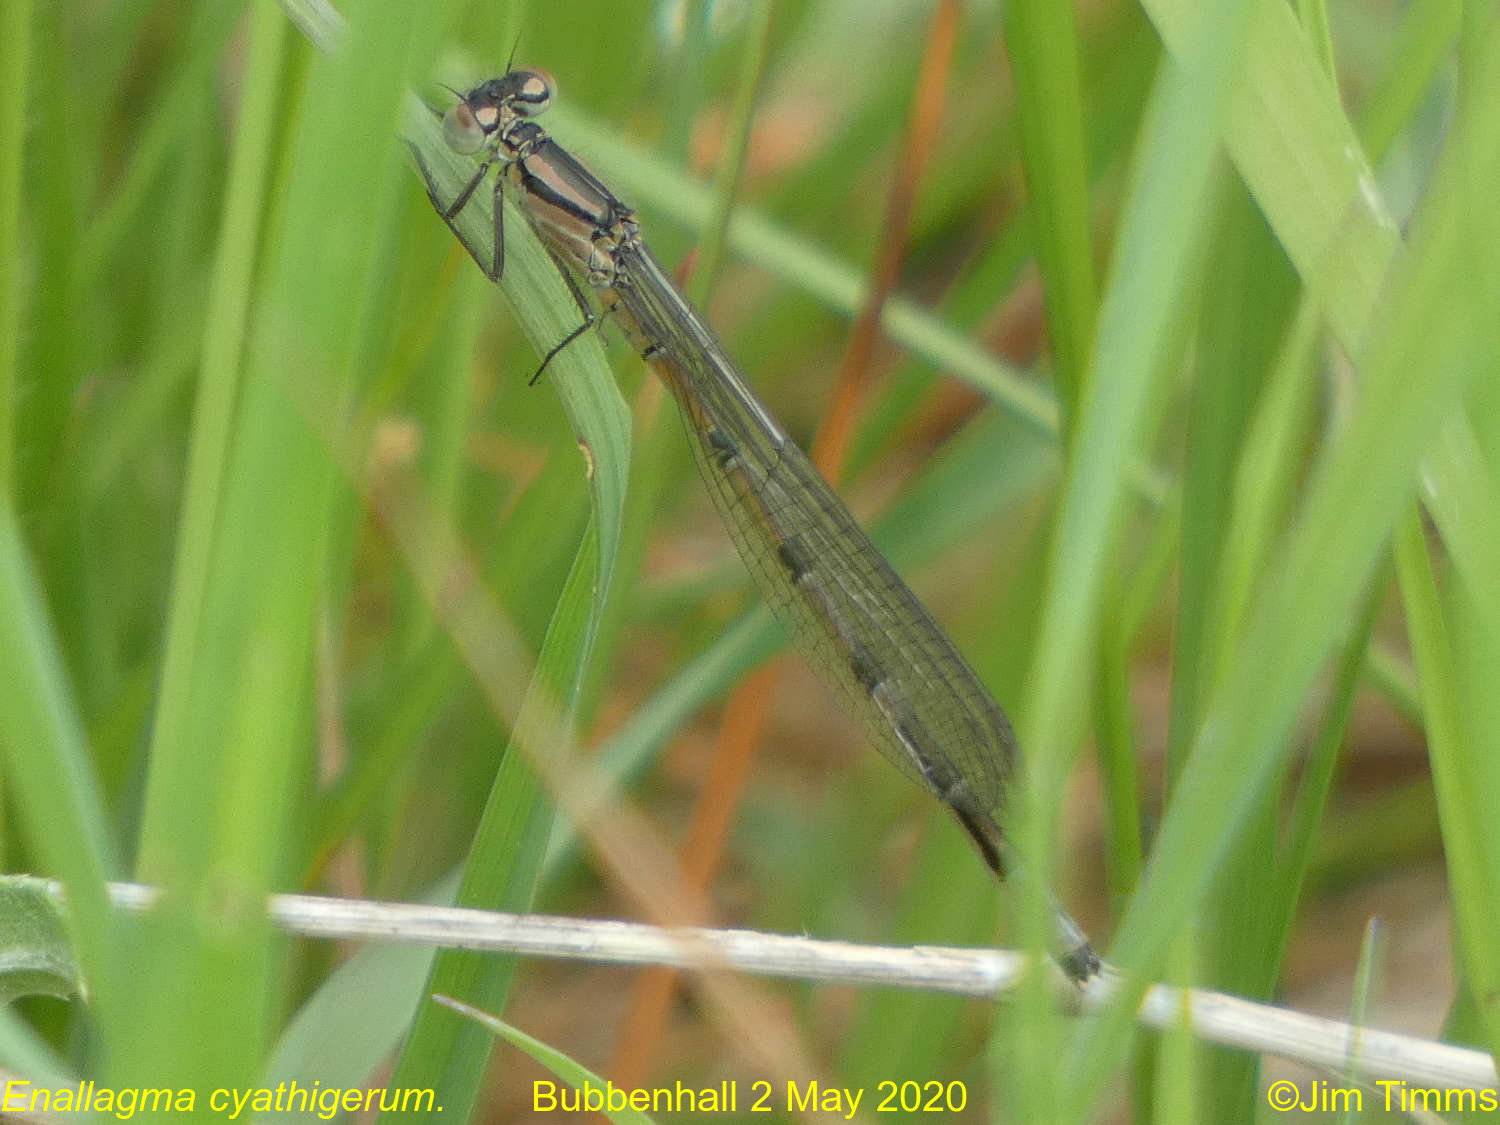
[443, 69, 555, 155]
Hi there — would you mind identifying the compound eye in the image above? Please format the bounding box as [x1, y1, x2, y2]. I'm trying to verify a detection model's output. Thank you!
[443, 98, 488, 154]
[509, 69, 554, 117]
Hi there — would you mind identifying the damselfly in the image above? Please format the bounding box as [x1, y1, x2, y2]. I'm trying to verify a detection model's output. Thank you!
[418, 69, 1099, 982]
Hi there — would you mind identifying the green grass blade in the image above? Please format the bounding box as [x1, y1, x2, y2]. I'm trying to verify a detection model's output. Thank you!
[1018, 8, 1256, 1087]
[140, 0, 288, 887]
[1397, 509, 1500, 1056]
[120, 0, 440, 1094]
[1002, 0, 1097, 424]
[1148, 0, 1400, 348]
[0, 503, 115, 997]
[377, 61, 632, 1125]
[1356, 0, 1463, 161]
[432, 995, 658, 1125]
[1342, 917, 1384, 1125]
[1067, 21, 1500, 1107]
[1171, 180, 1298, 1118]
[0, 0, 30, 496]
[383, 526, 610, 1123]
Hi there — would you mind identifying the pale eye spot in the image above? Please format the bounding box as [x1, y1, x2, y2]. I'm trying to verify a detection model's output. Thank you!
[443, 103, 485, 154]
[510, 70, 555, 117]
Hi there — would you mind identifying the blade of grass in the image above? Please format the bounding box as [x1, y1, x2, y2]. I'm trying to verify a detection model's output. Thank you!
[1172, 178, 1298, 1119]
[1067, 20, 1500, 1107]
[384, 525, 610, 1123]
[1422, 413, 1500, 638]
[0, 507, 116, 1001]
[1356, 0, 1463, 162]
[432, 995, 657, 1125]
[683, 0, 775, 303]
[1169, 182, 1298, 781]
[20, 2, 84, 519]
[1342, 917, 1384, 1125]
[140, 0, 288, 890]
[0, 0, 29, 497]
[78, 2, 253, 290]
[1272, 560, 1390, 943]
[1153, 938, 1200, 1125]
[263, 871, 460, 1109]
[0, 1003, 71, 1087]
[1095, 501, 1178, 906]
[1394, 511, 1500, 1054]
[1002, 0, 1097, 426]
[121, 0, 439, 1094]
[1146, 0, 1400, 348]
[394, 266, 489, 661]
[1013, 0, 1255, 1106]
[377, 65, 631, 1125]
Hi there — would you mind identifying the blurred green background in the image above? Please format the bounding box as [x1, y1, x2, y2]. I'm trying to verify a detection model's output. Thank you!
[2, 0, 1498, 1121]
